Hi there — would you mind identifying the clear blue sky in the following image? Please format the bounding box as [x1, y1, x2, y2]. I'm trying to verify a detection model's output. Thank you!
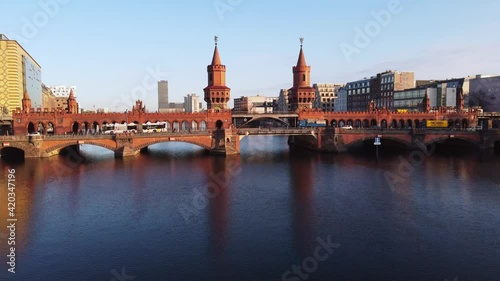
[1, 0, 499, 110]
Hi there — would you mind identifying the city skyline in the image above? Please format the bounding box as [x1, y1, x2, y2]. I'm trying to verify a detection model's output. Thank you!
[1, 0, 499, 111]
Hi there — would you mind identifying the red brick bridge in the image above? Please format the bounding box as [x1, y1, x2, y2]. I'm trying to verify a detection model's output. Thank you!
[3, 102, 499, 158]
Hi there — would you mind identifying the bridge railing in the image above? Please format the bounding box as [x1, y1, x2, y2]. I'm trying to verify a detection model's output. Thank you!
[237, 128, 316, 135]
[0, 136, 28, 141]
[48, 133, 116, 139]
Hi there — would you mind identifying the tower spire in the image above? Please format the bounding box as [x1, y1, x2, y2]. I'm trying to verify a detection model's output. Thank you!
[288, 37, 315, 111]
[296, 37, 307, 67]
[211, 35, 221, 65]
[204, 36, 230, 110]
[23, 90, 30, 100]
[22, 90, 32, 113]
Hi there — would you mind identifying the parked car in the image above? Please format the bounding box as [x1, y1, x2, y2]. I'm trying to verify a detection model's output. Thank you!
[27, 132, 40, 136]
[341, 125, 353, 130]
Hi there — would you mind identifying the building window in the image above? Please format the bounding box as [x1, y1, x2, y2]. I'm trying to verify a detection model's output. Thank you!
[302, 74, 306, 82]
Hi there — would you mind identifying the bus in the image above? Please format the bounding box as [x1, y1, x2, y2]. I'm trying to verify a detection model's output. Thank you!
[425, 120, 448, 128]
[103, 124, 115, 134]
[298, 119, 327, 127]
[143, 122, 167, 133]
[103, 123, 128, 134]
[127, 123, 138, 133]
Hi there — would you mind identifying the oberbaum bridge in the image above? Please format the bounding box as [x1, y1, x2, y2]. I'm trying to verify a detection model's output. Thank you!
[1, 38, 499, 159]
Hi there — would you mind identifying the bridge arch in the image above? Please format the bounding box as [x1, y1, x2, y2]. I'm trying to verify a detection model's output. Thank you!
[83, 122, 91, 134]
[200, 121, 207, 131]
[424, 136, 479, 147]
[216, 120, 223, 129]
[239, 116, 289, 128]
[398, 119, 405, 128]
[347, 119, 353, 126]
[381, 119, 388, 128]
[354, 119, 361, 128]
[37, 122, 45, 134]
[92, 121, 100, 133]
[343, 136, 413, 148]
[72, 122, 79, 134]
[363, 119, 369, 128]
[391, 119, 397, 128]
[182, 120, 189, 131]
[134, 139, 212, 152]
[338, 119, 345, 127]
[173, 121, 180, 132]
[45, 141, 116, 155]
[191, 121, 198, 131]
[415, 119, 421, 128]
[330, 119, 337, 127]
[0, 147, 25, 159]
[370, 119, 377, 127]
[406, 119, 413, 128]
[47, 122, 55, 135]
[28, 122, 36, 133]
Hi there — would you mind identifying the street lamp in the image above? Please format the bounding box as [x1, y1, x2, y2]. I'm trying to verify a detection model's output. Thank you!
[374, 135, 381, 158]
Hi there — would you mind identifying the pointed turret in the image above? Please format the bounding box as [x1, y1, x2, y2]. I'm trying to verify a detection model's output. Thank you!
[22, 90, 32, 113]
[456, 88, 464, 112]
[288, 38, 315, 111]
[296, 45, 307, 67]
[369, 100, 375, 112]
[23, 90, 30, 100]
[422, 91, 431, 113]
[211, 45, 222, 65]
[204, 36, 230, 110]
[67, 89, 78, 114]
[68, 89, 75, 99]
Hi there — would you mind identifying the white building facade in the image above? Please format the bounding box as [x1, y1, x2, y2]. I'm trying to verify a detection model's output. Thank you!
[184, 93, 201, 113]
[313, 83, 344, 111]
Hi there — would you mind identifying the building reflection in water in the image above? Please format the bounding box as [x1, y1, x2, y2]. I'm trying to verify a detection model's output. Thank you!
[205, 156, 237, 257]
[0, 157, 38, 258]
[288, 149, 315, 257]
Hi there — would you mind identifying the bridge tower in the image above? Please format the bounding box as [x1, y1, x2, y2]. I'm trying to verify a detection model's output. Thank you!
[288, 38, 315, 111]
[21, 90, 31, 113]
[457, 88, 464, 112]
[204, 36, 230, 110]
[422, 92, 431, 113]
[67, 89, 78, 114]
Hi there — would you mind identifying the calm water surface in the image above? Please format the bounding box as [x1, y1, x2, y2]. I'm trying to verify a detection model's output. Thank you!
[1, 136, 500, 281]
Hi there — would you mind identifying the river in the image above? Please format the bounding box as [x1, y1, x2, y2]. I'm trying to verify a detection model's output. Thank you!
[0, 136, 499, 281]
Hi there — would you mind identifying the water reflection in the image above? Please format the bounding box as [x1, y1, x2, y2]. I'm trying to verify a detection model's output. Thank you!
[0, 159, 36, 257]
[0, 138, 499, 280]
[206, 157, 235, 256]
[288, 150, 315, 256]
